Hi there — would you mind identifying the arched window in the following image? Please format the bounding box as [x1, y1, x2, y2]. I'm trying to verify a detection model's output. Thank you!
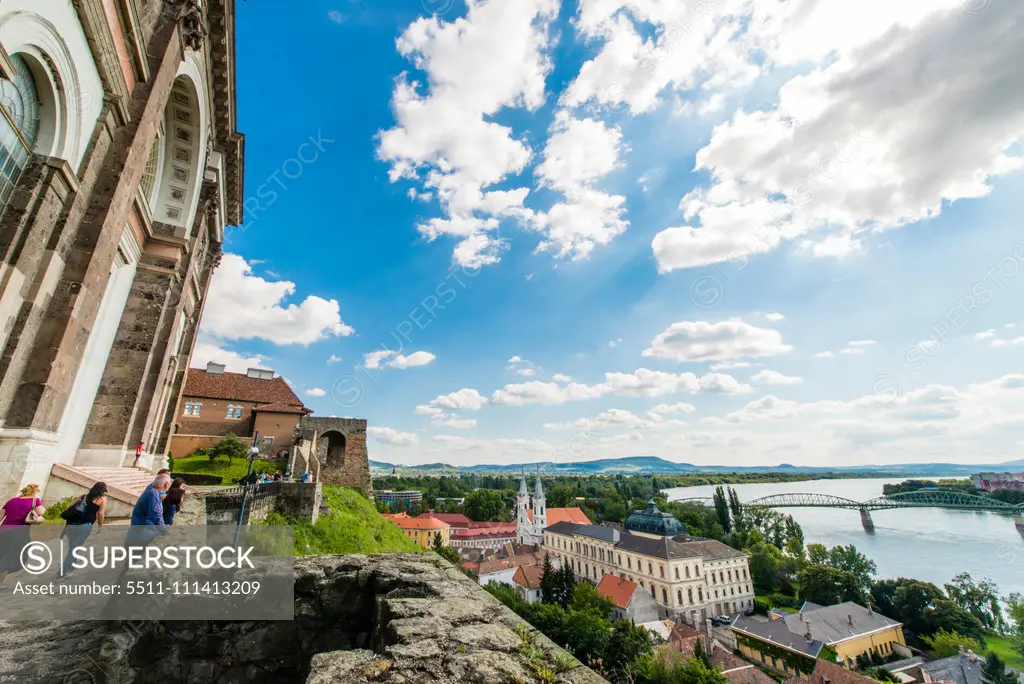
[686, 566, 691, 579]
[688, 588, 693, 604]
[677, 590, 683, 605]
[0, 54, 41, 210]
[698, 587, 703, 601]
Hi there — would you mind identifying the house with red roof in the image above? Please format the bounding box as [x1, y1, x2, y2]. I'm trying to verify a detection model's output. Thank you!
[169, 362, 311, 458]
[512, 564, 545, 603]
[596, 573, 662, 624]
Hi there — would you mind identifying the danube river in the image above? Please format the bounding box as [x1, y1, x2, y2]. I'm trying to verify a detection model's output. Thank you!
[663, 478, 1024, 596]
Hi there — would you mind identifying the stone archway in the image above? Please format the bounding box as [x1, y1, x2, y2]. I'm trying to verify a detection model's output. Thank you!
[317, 430, 347, 468]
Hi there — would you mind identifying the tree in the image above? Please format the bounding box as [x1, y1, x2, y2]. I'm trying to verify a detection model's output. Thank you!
[922, 629, 984, 658]
[922, 599, 987, 643]
[570, 581, 614, 619]
[375, 500, 391, 514]
[631, 652, 729, 684]
[565, 607, 612, 667]
[540, 555, 557, 605]
[604, 620, 652, 672]
[784, 515, 805, 558]
[746, 541, 784, 592]
[872, 578, 945, 635]
[727, 487, 745, 532]
[826, 545, 877, 590]
[694, 639, 712, 668]
[463, 488, 506, 521]
[798, 565, 868, 606]
[944, 573, 1005, 632]
[981, 653, 1017, 684]
[434, 545, 461, 565]
[807, 543, 829, 566]
[547, 485, 576, 508]
[433, 531, 443, 548]
[210, 433, 249, 464]
[713, 486, 732, 533]
[603, 501, 629, 523]
[549, 563, 575, 609]
[865, 667, 900, 683]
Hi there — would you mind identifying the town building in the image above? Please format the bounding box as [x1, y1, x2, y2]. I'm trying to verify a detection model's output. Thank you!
[596, 573, 662, 624]
[657, 630, 779, 684]
[0, 0, 243, 506]
[800, 658, 888, 684]
[625, 499, 689, 537]
[543, 503, 755, 623]
[461, 550, 551, 588]
[375, 490, 423, 506]
[732, 601, 908, 677]
[382, 512, 450, 547]
[516, 468, 592, 545]
[512, 564, 544, 604]
[169, 362, 310, 458]
[972, 472, 1024, 492]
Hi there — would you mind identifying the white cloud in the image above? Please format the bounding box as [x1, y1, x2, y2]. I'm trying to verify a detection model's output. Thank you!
[652, 3, 1024, 272]
[434, 416, 478, 429]
[552, 374, 573, 383]
[200, 254, 353, 345]
[644, 319, 792, 362]
[814, 351, 835, 359]
[847, 340, 878, 347]
[304, 388, 326, 397]
[765, 313, 785, 322]
[376, 0, 559, 268]
[327, 10, 345, 24]
[649, 402, 697, 415]
[517, 368, 536, 377]
[840, 347, 865, 356]
[976, 329, 997, 339]
[364, 350, 436, 370]
[916, 340, 939, 354]
[190, 339, 265, 373]
[751, 370, 803, 386]
[327, 354, 342, 364]
[992, 337, 1024, 348]
[608, 338, 623, 348]
[368, 427, 418, 446]
[417, 388, 489, 414]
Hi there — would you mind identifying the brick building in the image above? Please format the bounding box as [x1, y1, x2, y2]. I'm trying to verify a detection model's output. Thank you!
[169, 362, 311, 459]
[0, 0, 243, 503]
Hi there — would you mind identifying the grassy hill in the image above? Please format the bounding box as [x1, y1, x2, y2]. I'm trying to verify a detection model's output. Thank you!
[275, 486, 424, 555]
[172, 453, 281, 484]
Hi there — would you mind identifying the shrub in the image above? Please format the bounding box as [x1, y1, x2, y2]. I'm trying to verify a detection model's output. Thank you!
[754, 596, 772, 615]
[167, 451, 174, 472]
[43, 496, 77, 521]
[208, 434, 249, 464]
[170, 472, 223, 486]
[189, 447, 210, 459]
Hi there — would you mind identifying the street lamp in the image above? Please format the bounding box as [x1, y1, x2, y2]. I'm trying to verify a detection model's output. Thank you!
[235, 432, 260, 546]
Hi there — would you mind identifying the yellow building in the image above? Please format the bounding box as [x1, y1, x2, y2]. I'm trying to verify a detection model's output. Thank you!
[732, 601, 907, 678]
[383, 512, 451, 547]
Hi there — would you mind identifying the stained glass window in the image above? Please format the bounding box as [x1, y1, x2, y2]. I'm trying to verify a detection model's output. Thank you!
[0, 54, 41, 212]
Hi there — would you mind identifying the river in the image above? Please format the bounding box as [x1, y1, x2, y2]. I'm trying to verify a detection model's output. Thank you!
[663, 477, 1024, 596]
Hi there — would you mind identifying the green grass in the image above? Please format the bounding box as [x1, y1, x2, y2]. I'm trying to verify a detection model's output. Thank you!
[267, 486, 424, 555]
[985, 633, 1024, 670]
[172, 453, 281, 485]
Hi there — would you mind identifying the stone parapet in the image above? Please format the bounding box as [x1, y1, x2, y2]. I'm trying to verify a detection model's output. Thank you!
[0, 553, 607, 683]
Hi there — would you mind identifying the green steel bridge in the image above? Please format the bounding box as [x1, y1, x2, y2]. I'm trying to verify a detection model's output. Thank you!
[674, 491, 1024, 534]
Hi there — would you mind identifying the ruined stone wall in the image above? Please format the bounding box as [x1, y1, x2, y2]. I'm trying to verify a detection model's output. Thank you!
[0, 554, 606, 683]
[296, 416, 372, 497]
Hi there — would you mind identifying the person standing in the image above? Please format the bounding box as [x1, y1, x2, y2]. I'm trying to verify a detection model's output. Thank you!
[131, 441, 144, 468]
[162, 479, 185, 525]
[128, 474, 170, 546]
[57, 482, 107, 579]
[0, 484, 46, 585]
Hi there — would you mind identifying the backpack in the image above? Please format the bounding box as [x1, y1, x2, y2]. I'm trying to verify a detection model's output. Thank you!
[60, 496, 88, 523]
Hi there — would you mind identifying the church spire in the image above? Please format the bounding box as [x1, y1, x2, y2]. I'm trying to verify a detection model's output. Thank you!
[518, 466, 528, 495]
[534, 469, 543, 496]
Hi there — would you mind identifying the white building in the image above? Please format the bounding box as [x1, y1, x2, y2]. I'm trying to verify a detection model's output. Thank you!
[543, 506, 755, 624]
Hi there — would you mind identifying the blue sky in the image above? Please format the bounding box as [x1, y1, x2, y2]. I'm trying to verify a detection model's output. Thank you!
[196, 0, 1024, 467]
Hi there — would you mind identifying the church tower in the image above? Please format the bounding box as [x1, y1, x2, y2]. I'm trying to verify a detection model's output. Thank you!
[532, 470, 546, 538]
[516, 467, 531, 543]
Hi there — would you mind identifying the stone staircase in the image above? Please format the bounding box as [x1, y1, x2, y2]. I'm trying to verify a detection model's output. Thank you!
[47, 464, 156, 518]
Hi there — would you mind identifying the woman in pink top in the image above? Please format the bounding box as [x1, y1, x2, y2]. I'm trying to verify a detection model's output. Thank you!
[0, 484, 46, 585]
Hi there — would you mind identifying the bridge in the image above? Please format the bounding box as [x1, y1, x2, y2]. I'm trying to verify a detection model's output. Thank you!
[673, 491, 1024, 535]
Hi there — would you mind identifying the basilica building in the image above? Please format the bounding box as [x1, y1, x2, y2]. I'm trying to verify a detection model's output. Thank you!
[0, 0, 242, 509]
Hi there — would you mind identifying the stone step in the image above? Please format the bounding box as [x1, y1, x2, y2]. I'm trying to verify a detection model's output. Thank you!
[49, 464, 154, 511]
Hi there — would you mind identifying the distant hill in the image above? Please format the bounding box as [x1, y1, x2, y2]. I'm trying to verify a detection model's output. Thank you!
[368, 455, 1024, 476]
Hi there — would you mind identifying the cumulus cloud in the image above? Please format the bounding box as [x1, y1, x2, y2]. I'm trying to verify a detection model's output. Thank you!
[651, 3, 1024, 272]
[417, 388, 489, 414]
[751, 370, 803, 386]
[368, 427, 418, 446]
[201, 254, 353, 345]
[190, 339, 265, 373]
[643, 319, 792, 362]
[364, 350, 436, 370]
[304, 388, 326, 397]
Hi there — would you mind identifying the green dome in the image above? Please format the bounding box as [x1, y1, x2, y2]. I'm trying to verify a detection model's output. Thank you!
[624, 500, 687, 537]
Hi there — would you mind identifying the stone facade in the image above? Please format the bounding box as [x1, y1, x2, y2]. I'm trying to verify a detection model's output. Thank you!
[204, 481, 324, 525]
[0, 0, 243, 500]
[0, 554, 607, 683]
[290, 416, 372, 497]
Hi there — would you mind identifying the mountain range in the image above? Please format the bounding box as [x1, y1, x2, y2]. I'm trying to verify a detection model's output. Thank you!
[368, 455, 1024, 476]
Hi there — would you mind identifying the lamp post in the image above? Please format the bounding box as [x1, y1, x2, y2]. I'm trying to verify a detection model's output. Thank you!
[234, 432, 260, 546]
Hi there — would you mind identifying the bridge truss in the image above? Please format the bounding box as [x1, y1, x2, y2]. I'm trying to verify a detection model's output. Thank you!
[674, 491, 1024, 514]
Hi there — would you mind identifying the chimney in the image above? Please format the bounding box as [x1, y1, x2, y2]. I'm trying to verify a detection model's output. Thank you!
[848, 614, 853, 626]
[805, 621, 813, 642]
[206, 362, 225, 375]
[246, 367, 275, 380]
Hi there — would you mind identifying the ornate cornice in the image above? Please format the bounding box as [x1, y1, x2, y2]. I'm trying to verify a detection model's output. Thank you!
[205, 0, 244, 226]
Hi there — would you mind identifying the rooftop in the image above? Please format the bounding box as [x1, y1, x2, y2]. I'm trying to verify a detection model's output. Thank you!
[809, 658, 883, 684]
[921, 652, 990, 684]
[388, 516, 450, 531]
[624, 499, 687, 537]
[183, 367, 305, 407]
[778, 602, 901, 645]
[731, 614, 824, 659]
[419, 512, 472, 528]
[252, 401, 310, 414]
[529, 507, 592, 526]
[512, 563, 544, 590]
[474, 551, 548, 576]
[596, 573, 640, 609]
[546, 521, 743, 561]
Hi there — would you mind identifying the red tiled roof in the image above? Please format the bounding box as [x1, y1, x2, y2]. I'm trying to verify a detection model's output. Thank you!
[529, 507, 592, 525]
[253, 401, 310, 414]
[810, 659, 880, 684]
[467, 520, 516, 529]
[451, 523, 518, 539]
[418, 512, 471, 527]
[596, 573, 639, 609]
[475, 551, 547, 576]
[390, 516, 451, 531]
[513, 564, 544, 590]
[183, 369, 305, 407]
